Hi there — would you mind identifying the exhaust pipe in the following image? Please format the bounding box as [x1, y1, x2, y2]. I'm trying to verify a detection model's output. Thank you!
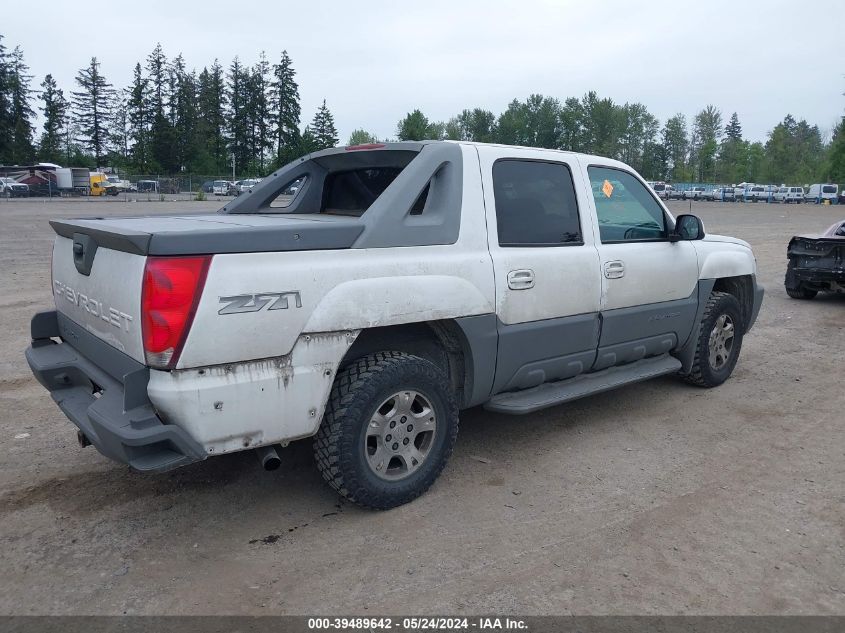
[256, 445, 281, 471]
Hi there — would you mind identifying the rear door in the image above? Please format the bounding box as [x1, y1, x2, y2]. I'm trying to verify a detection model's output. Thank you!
[477, 146, 602, 394]
[580, 162, 700, 370]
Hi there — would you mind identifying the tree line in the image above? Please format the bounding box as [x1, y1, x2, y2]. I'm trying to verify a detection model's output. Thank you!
[0, 35, 338, 176]
[0, 32, 842, 184]
[392, 96, 844, 185]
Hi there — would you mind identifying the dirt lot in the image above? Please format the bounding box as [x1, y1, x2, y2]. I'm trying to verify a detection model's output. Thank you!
[0, 197, 843, 615]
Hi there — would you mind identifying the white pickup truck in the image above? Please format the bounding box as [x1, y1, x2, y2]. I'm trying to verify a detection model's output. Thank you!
[26, 141, 764, 509]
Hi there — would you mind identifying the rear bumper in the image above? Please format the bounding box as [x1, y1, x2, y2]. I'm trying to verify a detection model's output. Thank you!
[791, 268, 845, 284]
[25, 310, 206, 472]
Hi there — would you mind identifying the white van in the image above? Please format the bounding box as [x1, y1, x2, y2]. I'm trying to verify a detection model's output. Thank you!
[773, 187, 804, 204]
[805, 183, 838, 203]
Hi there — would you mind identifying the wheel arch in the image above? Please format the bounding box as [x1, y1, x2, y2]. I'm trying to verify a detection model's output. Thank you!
[712, 275, 755, 333]
[676, 275, 754, 375]
[340, 317, 496, 409]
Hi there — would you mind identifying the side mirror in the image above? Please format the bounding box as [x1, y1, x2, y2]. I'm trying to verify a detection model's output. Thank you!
[670, 214, 705, 242]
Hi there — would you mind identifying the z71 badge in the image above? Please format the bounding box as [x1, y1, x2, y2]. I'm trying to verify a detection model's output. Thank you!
[218, 291, 302, 315]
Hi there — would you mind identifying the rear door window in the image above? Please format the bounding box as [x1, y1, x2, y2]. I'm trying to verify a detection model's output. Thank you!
[492, 159, 582, 247]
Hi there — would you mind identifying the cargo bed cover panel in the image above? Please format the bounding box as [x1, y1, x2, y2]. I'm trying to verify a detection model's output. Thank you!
[49, 214, 365, 255]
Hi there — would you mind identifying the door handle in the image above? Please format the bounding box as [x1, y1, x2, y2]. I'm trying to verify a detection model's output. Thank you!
[507, 269, 535, 290]
[603, 260, 625, 279]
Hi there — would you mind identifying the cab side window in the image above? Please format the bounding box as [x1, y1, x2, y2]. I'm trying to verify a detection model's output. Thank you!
[588, 166, 667, 242]
[492, 160, 582, 247]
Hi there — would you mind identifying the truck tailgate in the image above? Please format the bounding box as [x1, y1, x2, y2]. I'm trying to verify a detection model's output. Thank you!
[51, 235, 147, 362]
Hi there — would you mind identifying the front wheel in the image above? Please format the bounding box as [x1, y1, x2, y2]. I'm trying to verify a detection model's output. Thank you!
[313, 352, 459, 509]
[685, 291, 744, 388]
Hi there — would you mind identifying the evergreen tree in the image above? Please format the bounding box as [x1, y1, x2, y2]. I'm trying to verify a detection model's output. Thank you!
[6, 46, 35, 163]
[227, 56, 251, 174]
[248, 52, 272, 171]
[109, 92, 129, 165]
[195, 61, 227, 172]
[309, 99, 338, 150]
[126, 62, 151, 170]
[0, 35, 13, 162]
[397, 109, 433, 141]
[717, 112, 745, 183]
[38, 74, 68, 163]
[71, 57, 113, 166]
[269, 50, 301, 166]
[725, 112, 742, 141]
[169, 54, 199, 171]
[146, 43, 175, 171]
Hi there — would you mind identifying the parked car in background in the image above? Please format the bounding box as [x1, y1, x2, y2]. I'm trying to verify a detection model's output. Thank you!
[773, 187, 804, 204]
[744, 185, 768, 202]
[667, 187, 685, 200]
[683, 186, 707, 200]
[805, 183, 839, 204]
[785, 220, 845, 299]
[137, 180, 159, 193]
[234, 178, 262, 195]
[651, 182, 673, 199]
[106, 175, 133, 193]
[0, 176, 29, 198]
[710, 187, 736, 202]
[212, 180, 231, 195]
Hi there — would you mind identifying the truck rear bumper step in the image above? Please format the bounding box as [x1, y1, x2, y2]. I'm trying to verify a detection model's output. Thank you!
[25, 310, 206, 472]
[484, 354, 682, 415]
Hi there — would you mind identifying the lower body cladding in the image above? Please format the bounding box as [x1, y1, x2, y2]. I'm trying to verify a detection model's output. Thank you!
[147, 330, 359, 457]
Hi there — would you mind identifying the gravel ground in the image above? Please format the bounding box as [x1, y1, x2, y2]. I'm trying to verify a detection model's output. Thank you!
[0, 197, 843, 615]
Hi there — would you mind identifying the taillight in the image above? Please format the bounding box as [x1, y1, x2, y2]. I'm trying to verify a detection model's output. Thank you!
[141, 256, 211, 369]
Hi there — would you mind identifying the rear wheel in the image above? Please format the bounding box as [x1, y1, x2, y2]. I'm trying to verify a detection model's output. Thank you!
[685, 291, 744, 388]
[785, 261, 817, 299]
[313, 352, 459, 509]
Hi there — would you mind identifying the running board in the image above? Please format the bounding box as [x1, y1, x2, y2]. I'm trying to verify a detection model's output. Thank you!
[484, 354, 682, 415]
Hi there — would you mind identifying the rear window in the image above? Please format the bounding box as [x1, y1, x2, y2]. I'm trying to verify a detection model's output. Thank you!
[752, 187, 764, 192]
[822, 185, 836, 194]
[652, 183, 666, 191]
[322, 168, 407, 216]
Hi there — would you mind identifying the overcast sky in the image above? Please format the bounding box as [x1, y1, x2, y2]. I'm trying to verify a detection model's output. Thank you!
[7, 0, 843, 144]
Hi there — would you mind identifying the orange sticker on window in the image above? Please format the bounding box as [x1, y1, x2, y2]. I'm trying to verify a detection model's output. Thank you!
[602, 179, 614, 198]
